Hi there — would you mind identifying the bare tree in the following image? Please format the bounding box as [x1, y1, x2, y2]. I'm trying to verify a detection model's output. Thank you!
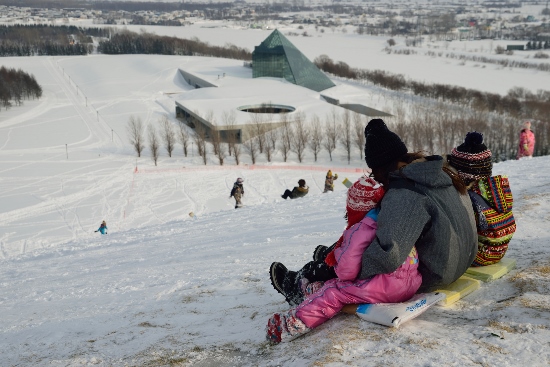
[127, 115, 145, 157]
[291, 112, 309, 163]
[279, 113, 293, 162]
[159, 114, 176, 157]
[192, 112, 208, 165]
[352, 112, 365, 160]
[222, 110, 237, 157]
[251, 113, 266, 154]
[233, 138, 242, 165]
[266, 123, 279, 151]
[323, 108, 339, 161]
[147, 124, 160, 166]
[243, 133, 260, 164]
[177, 120, 190, 157]
[209, 112, 225, 166]
[264, 127, 278, 162]
[339, 109, 352, 164]
[309, 114, 323, 162]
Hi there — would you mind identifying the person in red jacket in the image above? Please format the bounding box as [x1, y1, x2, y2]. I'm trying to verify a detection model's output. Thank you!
[517, 121, 535, 159]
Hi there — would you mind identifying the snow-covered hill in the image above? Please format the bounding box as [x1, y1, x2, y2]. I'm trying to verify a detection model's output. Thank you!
[1, 39, 549, 365]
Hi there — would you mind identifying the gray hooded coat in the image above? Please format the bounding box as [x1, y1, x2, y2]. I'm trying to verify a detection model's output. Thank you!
[359, 156, 477, 292]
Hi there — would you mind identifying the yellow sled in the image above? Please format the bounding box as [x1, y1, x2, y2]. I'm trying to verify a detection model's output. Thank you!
[465, 257, 517, 282]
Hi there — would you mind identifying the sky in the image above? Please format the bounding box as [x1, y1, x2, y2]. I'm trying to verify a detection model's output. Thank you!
[1, 19, 550, 367]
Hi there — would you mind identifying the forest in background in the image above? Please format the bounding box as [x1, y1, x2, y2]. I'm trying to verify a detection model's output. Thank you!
[0, 66, 42, 110]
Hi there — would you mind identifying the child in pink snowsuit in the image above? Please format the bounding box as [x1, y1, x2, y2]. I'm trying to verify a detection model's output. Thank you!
[266, 176, 422, 343]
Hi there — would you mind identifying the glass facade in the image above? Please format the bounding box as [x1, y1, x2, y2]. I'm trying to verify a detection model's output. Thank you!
[252, 30, 335, 92]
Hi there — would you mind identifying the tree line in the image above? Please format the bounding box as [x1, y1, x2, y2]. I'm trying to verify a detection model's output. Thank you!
[1, 0, 233, 12]
[98, 31, 251, 60]
[0, 25, 109, 56]
[0, 66, 42, 110]
[0, 25, 252, 59]
[313, 54, 550, 122]
[127, 99, 548, 168]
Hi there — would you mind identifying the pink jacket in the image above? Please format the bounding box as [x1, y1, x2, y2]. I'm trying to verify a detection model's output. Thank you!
[296, 215, 422, 329]
[517, 129, 535, 158]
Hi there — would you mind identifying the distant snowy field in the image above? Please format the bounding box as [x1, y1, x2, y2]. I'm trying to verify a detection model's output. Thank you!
[1, 25, 549, 366]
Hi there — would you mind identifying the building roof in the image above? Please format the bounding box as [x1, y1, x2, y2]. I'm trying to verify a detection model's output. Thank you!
[252, 29, 335, 92]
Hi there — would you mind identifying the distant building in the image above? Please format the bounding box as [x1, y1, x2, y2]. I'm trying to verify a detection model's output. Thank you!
[174, 32, 388, 144]
[251, 29, 335, 92]
[506, 44, 524, 51]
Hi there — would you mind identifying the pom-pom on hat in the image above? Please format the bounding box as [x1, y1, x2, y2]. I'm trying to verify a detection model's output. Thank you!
[364, 119, 408, 169]
[449, 131, 492, 184]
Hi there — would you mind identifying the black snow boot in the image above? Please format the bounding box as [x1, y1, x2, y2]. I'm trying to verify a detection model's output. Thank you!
[313, 242, 339, 262]
[312, 245, 329, 262]
[269, 262, 302, 306]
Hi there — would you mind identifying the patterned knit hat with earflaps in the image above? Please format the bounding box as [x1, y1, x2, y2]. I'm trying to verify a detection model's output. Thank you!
[325, 176, 385, 267]
[449, 131, 492, 185]
[364, 119, 408, 169]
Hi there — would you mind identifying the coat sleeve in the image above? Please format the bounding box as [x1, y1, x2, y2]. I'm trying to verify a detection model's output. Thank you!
[230, 186, 235, 197]
[359, 188, 430, 279]
[334, 218, 377, 281]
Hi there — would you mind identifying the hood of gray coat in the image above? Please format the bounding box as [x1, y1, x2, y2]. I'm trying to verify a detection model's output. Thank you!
[391, 155, 452, 189]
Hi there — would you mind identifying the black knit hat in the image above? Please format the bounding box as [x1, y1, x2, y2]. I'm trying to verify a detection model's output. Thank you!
[449, 131, 492, 184]
[364, 119, 408, 169]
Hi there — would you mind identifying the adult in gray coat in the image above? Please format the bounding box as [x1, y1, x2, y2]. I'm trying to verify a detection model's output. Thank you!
[360, 119, 477, 292]
[269, 119, 477, 305]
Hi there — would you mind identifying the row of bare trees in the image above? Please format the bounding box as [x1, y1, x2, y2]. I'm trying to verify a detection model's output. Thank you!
[314, 54, 550, 120]
[127, 109, 370, 166]
[387, 99, 550, 161]
[128, 99, 549, 167]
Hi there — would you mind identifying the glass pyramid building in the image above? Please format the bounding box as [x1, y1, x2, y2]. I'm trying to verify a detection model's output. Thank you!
[252, 30, 335, 92]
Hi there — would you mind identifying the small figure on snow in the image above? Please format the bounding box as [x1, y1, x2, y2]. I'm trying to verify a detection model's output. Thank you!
[517, 121, 535, 159]
[281, 179, 309, 200]
[95, 220, 108, 235]
[230, 178, 244, 209]
[323, 170, 338, 193]
[267, 176, 422, 343]
[448, 131, 516, 266]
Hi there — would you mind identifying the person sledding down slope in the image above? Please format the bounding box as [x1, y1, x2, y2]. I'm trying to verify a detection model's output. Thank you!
[95, 221, 107, 234]
[230, 178, 244, 209]
[323, 170, 338, 193]
[266, 176, 422, 343]
[281, 179, 309, 200]
[269, 118, 477, 313]
[448, 132, 516, 267]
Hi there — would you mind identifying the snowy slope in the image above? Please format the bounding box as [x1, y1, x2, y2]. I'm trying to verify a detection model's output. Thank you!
[0, 37, 549, 365]
[1, 157, 549, 366]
